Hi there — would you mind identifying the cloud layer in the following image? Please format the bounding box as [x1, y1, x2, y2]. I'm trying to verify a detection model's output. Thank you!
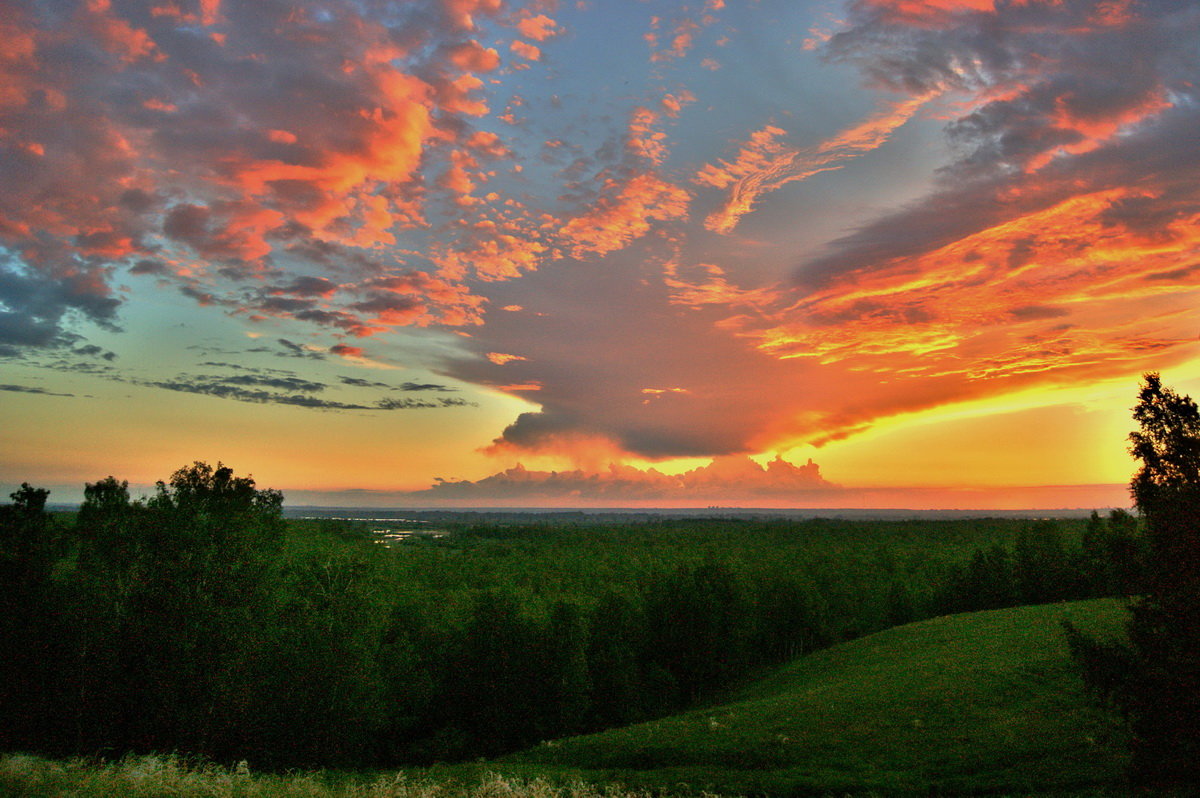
[417, 454, 832, 505]
[441, 0, 1200, 464]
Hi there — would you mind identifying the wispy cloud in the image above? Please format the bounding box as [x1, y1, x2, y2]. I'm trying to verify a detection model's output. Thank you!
[138, 372, 474, 411]
[697, 94, 929, 234]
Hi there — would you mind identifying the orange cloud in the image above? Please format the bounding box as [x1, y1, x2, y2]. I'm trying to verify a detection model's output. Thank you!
[627, 107, 668, 165]
[858, 0, 1000, 28]
[445, 40, 501, 72]
[560, 173, 690, 257]
[698, 95, 929, 234]
[649, 17, 701, 63]
[200, 0, 222, 26]
[661, 91, 696, 118]
[662, 262, 779, 310]
[436, 232, 550, 281]
[486, 352, 527, 365]
[228, 69, 436, 245]
[441, 0, 502, 31]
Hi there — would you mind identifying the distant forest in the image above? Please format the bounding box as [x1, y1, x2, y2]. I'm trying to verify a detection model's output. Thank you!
[0, 462, 1146, 769]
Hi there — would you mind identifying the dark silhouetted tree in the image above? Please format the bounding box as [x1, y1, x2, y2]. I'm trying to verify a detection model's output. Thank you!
[0, 484, 67, 750]
[1068, 373, 1200, 788]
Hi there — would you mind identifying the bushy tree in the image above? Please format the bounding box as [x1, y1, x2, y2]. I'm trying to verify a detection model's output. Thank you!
[0, 484, 67, 750]
[69, 462, 285, 758]
[1068, 374, 1200, 788]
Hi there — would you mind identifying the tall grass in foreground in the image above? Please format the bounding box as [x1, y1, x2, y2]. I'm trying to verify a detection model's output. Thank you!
[0, 753, 653, 798]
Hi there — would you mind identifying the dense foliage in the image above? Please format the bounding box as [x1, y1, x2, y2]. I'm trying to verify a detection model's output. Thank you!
[1, 462, 1143, 770]
[1067, 373, 1200, 789]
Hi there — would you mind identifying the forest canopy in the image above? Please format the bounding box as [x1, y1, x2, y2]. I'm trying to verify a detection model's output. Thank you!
[0, 459, 1144, 769]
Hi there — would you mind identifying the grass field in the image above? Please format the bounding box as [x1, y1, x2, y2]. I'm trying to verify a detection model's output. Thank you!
[0, 599, 1131, 797]
[504, 598, 1131, 796]
[0, 754, 648, 798]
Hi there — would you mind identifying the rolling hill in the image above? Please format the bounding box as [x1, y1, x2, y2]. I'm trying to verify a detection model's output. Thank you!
[0, 599, 1132, 797]
[502, 598, 1130, 796]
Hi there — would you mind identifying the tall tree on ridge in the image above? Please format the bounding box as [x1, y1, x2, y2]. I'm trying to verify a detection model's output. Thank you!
[1068, 373, 1200, 787]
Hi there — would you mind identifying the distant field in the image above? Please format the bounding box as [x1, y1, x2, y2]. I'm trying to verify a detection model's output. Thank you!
[503, 598, 1131, 796]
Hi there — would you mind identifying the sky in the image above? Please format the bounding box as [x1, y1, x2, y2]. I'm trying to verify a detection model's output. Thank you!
[2, 0, 1200, 509]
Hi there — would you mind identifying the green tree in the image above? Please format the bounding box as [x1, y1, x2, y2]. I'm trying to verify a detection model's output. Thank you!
[1105, 508, 1145, 596]
[0, 484, 67, 751]
[542, 600, 592, 736]
[252, 539, 389, 767]
[70, 462, 285, 758]
[445, 590, 543, 756]
[585, 590, 646, 729]
[883, 580, 916, 626]
[644, 561, 750, 702]
[1068, 374, 1200, 788]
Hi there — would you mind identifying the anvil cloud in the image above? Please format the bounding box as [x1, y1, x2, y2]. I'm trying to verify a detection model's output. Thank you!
[2, 0, 1197, 506]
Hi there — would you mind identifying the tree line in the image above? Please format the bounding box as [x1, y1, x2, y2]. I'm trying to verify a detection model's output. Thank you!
[926, 510, 1144, 617]
[0, 464, 1148, 771]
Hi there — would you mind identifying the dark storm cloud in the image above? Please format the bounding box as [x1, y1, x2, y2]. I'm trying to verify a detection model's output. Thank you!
[398, 381, 458, 392]
[0, 256, 122, 349]
[338, 376, 457, 392]
[218, 373, 329, 393]
[340, 376, 393, 389]
[267, 276, 339, 298]
[131, 365, 474, 411]
[377, 396, 475, 409]
[276, 338, 326, 360]
[137, 376, 472, 411]
[442, 248, 831, 459]
[0, 383, 74, 397]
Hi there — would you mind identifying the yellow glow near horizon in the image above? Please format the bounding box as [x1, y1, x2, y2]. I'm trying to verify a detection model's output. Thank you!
[800, 367, 1200, 488]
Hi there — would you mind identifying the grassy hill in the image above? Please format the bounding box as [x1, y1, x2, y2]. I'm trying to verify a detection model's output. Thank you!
[0, 599, 1131, 797]
[501, 598, 1130, 796]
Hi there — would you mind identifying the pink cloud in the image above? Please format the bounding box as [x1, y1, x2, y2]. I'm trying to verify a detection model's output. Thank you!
[510, 40, 542, 61]
[649, 17, 701, 63]
[81, 0, 158, 64]
[0, 0, 534, 353]
[516, 14, 561, 41]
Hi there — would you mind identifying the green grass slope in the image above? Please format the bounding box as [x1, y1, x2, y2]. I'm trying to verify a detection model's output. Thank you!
[505, 599, 1130, 796]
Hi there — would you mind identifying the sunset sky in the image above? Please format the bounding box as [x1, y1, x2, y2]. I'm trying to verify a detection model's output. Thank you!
[3, 0, 1199, 508]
